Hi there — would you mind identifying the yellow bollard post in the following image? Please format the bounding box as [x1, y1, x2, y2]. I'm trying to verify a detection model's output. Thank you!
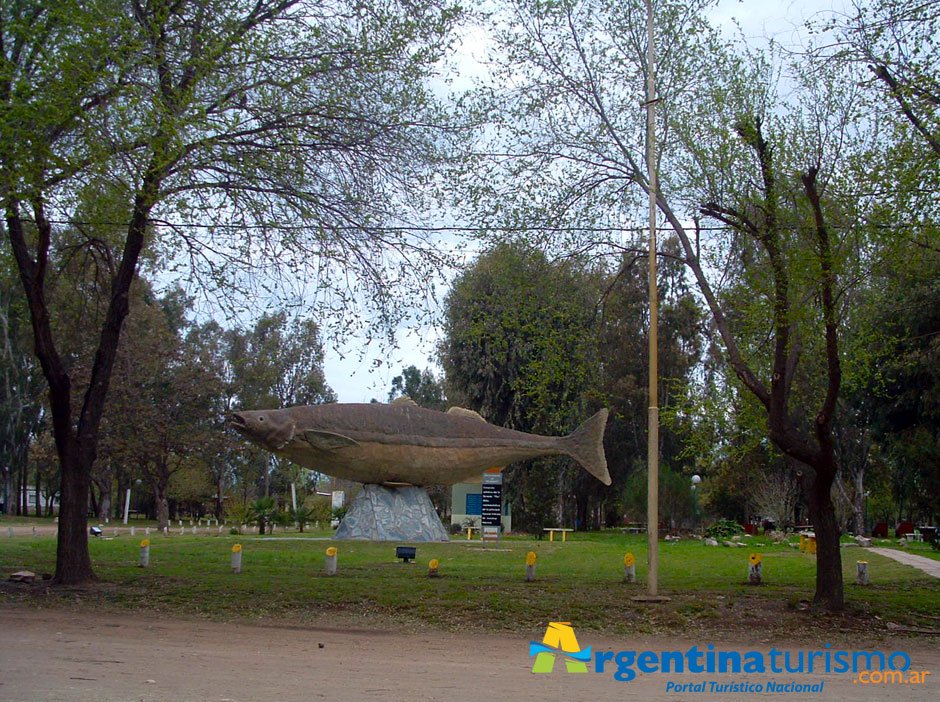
[428, 558, 440, 578]
[139, 539, 151, 568]
[325, 546, 338, 576]
[748, 553, 762, 584]
[231, 543, 243, 574]
[525, 551, 537, 582]
[623, 553, 636, 583]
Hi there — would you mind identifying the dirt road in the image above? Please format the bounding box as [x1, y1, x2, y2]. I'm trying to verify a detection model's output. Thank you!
[1, 607, 937, 702]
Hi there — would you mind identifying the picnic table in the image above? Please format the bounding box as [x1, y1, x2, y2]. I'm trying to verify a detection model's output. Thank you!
[799, 531, 817, 554]
[621, 522, 646, 534]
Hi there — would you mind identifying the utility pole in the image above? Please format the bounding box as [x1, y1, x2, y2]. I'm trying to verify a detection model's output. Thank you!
[644, 0, 660, 598]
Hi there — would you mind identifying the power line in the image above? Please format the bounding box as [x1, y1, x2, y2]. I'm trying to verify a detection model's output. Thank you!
[32, 218, 940, 235]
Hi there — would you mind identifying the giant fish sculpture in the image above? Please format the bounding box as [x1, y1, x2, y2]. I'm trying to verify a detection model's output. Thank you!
[231, 402, 611, 486]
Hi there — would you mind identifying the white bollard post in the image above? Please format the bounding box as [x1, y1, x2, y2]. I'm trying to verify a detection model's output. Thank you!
[325, 547, 338, 576]
[218, 525, 223, 534]
[623, 553, 636, 583]
[32, 527, 37, 537]
[7, 527, 13, 538]
[130, 526, 136, 537]
[748, 554, 763, 584]
[163, 526, 168, 536]
[231, 544, 243, 574]
[179, 526, 184, 535]
[192, 526, 197, 535]
[123, 488, 131, 525]
[145, 527, 150, 536]
[113, 527, 118, 537]
[525, 551, 537, 582]
[857, 561, 870, 585]
[139, 539, 151, 567]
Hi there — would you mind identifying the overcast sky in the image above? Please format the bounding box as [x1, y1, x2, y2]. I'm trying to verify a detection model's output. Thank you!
[321, 0, 852, 403]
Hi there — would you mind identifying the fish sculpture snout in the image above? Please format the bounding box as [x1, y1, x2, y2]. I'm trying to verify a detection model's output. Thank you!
[230, 410, 296, 450]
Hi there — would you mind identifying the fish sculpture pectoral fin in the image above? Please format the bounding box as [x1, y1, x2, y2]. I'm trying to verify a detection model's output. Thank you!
[302, 430, 362, 452]
[272, 423, 295, 450]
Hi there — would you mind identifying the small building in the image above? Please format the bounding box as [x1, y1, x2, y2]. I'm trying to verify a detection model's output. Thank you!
[22, 486, 60, 514]
[450, 482, 512, 532]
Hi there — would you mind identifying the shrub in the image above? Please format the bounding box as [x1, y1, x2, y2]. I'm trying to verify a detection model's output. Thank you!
[705, 519, 744, 540]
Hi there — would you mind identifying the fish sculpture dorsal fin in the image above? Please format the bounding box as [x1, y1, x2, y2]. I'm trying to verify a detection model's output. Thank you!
[447, 406, 486, 422]
[302, 430, 361, 452]
[391, 396, 418, 407]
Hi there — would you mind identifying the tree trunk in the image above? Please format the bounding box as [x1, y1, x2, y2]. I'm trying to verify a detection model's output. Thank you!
[155, 481, 170, 531]
[89, 485, 99, 519]
[854, 468, 866, 536]
[19, 459, 27, 515]
[806, 464, 843, 611]
[53, 445, 95, 584]
[2, 466, 9, 514]
[216, 478, 225, 520]
[96, 477, 112, 523]
[34, 468, 42, 517]
[576, 495, 588, 532]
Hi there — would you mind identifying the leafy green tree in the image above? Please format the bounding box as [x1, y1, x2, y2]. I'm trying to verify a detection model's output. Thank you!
[0, 275, 43, 516]
[1, 0, 460, 583]
[248, 497, 277, 535]
[440, 240, 602, 532]
[288, 504, 314, 533]
[822, 0, 940, 158]
[865, 260, 940, 524]
[104, 288, 224, 530]
[226, 311, 336, 498]
[441, 241, 598, 432]
[387, 366, 446, 411]
[451, 0, 903, 609]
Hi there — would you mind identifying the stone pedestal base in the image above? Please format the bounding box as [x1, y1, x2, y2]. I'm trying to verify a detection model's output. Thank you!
[334, 484, 450, 542]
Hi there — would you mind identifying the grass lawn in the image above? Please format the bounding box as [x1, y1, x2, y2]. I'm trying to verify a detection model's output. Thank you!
[1, 526, 937, 642]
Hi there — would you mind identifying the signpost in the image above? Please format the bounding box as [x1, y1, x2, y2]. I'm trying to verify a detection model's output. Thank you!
[481, 470, 503, 542]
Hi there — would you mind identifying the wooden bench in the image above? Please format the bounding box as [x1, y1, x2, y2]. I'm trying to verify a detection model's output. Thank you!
[544, 527, 574, 542]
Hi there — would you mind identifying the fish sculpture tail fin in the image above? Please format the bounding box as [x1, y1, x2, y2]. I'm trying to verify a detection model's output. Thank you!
[564, 409, 611, 485]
